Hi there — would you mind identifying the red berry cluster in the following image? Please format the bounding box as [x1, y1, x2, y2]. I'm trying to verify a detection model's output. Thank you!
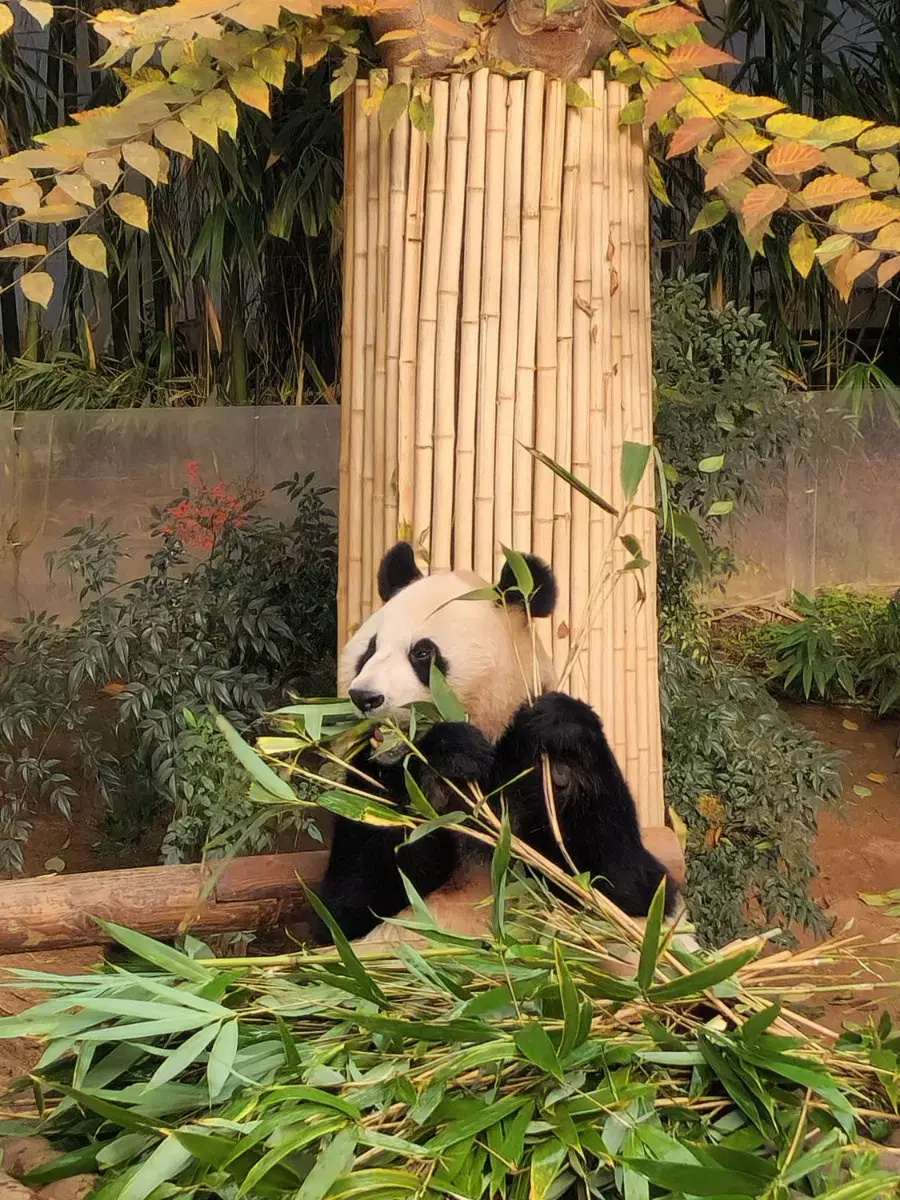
[159, 460, 264, 553]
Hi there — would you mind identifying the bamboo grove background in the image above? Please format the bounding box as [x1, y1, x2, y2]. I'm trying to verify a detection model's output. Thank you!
[338, 70, 665, 826]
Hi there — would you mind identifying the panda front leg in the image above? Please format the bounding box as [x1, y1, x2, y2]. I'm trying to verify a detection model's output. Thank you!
[496, 692, 677, 918]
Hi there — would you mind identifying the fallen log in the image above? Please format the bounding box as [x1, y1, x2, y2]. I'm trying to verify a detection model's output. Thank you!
[0, 852, 328, 954]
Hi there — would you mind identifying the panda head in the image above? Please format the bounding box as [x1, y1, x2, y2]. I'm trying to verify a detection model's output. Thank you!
[340, 543, 558, 741]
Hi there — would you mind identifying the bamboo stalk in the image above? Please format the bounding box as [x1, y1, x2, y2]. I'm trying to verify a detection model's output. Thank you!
[607, 82, 625, 763]
[492, 78, 525, 579]
[570, 79, 592, 701]
[371, 116, 391, 610]
[361, 98, 379, 618]
[414, 80, 450, 565]
[384, 67, 411, 553]
[552, 104, 579, 675]
[397, 112, 427, 544]
[337, 93, 355, 645]
[453, 68, 489, 571]
[512, 72, 545, 557]
[348, 81, 369, 633]
[532, 79, 565, 570]
[470, 72, 506, 579]
[431, 74, 470, 571]
[588, 72, 609, 726]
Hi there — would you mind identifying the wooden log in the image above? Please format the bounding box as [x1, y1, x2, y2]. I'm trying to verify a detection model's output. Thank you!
[0, 853, 327, 954]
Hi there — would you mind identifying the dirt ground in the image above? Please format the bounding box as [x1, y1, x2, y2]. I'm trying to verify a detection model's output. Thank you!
[0, 700, 898, 1087]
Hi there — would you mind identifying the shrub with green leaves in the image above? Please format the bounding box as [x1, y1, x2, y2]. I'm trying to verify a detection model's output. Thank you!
[661, 647, 843, 948]
[0, 473, 334, 874]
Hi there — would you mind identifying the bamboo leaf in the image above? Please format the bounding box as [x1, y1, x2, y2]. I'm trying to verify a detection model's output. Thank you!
[429, 662, 467, 723]
[514, 1022, 563, 1079]
[647, 947, 759, 1002]
[146, 1022, 220, 1090]
[296, 1128, 357, 1200]
[207, 1018, 238, 1101]
[215, 713, 298, 802]
[119, 1137, 191, 1200]
[301, 884, 387, 1008]
[622, 1158, 762, 1196]
[93, 921, 211, 982]
[525, 445, 618, 515]
[637, 877, 669, 990]
[621, 441, 651, 501]
[530, 1138, 568, 1200]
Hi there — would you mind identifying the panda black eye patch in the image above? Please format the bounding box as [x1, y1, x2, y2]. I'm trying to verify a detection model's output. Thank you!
[408, 638, 448, 686]
[355, 635, 377, 675]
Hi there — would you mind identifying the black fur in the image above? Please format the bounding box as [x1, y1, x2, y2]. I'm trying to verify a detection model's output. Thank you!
[498, 554, 557, 619]
[378, 542, 422, 601]
[408, 638, 448, 687]
[310, 691, 675, 945]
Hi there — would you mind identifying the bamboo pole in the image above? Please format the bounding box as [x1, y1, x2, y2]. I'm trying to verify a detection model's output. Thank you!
[431, 74, 470, 571]
[397, 110, 427, 544]
[532, 79, 565, 570]
[361, 98, 380, 619]
[491, 78, 524, 576]
[414, 80, 450, 564]
[471, 72, 507, 579]
[570, 81, 592, 702]
[607, 82, 626, 761]
[384, 68, 411, 551]
[454, 68, 489, 571]
[551, 105, 579, 674]
[371, 118, 391, 611]
[337, 94, 355, 645]
[511, 72, 545, 557]
[347, 81, 369, 633]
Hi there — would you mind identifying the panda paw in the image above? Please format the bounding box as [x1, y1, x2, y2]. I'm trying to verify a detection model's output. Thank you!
[514, 692, 604, 760]
[419, 722, 495, 783]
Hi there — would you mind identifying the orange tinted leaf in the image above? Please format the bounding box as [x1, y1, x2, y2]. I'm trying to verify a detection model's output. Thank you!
[815, 233, 854, 263]
[877, 255, 900, 286]
[741, 182, 788, 230]
[798, 174, 870, 208]
[645, 81, 685, 126]
[376, 27, 416, 43]
[632, 4, 704, 33]
[832, 198, 897, 233]
[873, 221, 900, 252]
[766, 140, 823, 176]
[666, 44, 739, 72]
[667, 116, 718, 158]
[822, 146, 870, 179]
[845, 248, 878, 283]
[704, 146, 752, 190]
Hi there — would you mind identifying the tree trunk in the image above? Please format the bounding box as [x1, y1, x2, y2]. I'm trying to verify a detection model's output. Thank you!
[0, 852, 326, 953]
[338, 66, 665, 826]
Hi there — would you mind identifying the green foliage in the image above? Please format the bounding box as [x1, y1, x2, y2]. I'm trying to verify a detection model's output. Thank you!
[661, 647, 843, 947]
[652, 273, 817, 660]
[0, 473, 335, 875]
[0, 355, 208, 410]
[728, 589, 900, 714]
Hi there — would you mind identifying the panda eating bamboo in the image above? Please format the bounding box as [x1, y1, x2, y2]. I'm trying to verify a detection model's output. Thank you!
[310, 542, 682, 950]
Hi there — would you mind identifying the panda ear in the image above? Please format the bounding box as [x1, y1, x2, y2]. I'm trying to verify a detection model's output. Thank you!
[497, 554, 557, 619]
[378, 542, 423, 602]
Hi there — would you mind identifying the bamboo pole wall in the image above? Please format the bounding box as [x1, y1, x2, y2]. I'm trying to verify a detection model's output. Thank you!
[340, 72, 664, 827]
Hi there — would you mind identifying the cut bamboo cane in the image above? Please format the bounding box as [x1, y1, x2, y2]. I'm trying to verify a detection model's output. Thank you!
[347, 81, 369, 633]
[607, 83, 626, 764]
[397, 115, 427, 543]
[512, 72, 545, 556]
[471, 73, 507, 580]
[551, 105, 579, 675]
[533, 79, 565, 570]
[431, 74, 470, 571]
[492, 78, 525, 578]
[570, 81, 592, 702]
[384, 67, 411, 553]
[337, 94, 355, 646]
[588, 72, 609, 726]
[371, 120, 391, 610]
[414, 80, 450, 564]
[454, 68, 489, 571]
[361, 99, 379, 619]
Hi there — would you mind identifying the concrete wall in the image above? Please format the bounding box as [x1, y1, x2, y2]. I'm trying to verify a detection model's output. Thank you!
[721, 394, 900, 605]
[0, 407, 340, 632]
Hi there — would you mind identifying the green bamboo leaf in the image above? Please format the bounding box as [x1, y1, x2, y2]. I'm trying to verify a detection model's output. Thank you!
[406, 811, 469, 844]
[621, 1159, 763, 1196]
[301, 884, 387, 1008]
[207, 1018, 239, 1101]
[315, 789, 410, 827]
[20, 1145, 99, 1187]
[146, 1021, 220, 1091]
[238, 1120, 346, 1197]
[404, 767, 438, 818]
[501, 545, 535, 598]
[258, 1087, 362, 1120]
[621, 441, 652, 501]
[426, 1095, 526, 1151]
[327, 1168, 420, 1197]
[524, 446, 619, 516]
[741, 1003, 781, 1045]
[671, 510, 711, 574]
[429, 662, 467, 722]
[93, 921, 211, 982]
[95, 1135, 155, 1171]
[637, 877, 669, 991]
[514, 1023, 564, 1079]
[119, 1137, 192, 1200]
[554, 941, 582, 1059]
[215, 712, 298, 802]
[296, 1129, 357, 1200]
[169, 1129, 238, 1168]
[646, 947, 759, 1002]
[53, 1083, 161, 1132]
[491, 810, 511, 940]
[79, 1014, 214, 1042]
[530, 1138, 568, 1200]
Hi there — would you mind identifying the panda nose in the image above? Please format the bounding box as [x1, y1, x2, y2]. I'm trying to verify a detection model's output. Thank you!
[349, 688, 384, 715]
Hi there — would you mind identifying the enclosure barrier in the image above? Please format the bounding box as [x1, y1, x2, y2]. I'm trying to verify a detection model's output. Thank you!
[337, 69, 662, 826]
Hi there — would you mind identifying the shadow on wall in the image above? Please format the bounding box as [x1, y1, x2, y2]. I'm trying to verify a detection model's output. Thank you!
[720, 393, 900, 605]
[0, 407, 341, 633]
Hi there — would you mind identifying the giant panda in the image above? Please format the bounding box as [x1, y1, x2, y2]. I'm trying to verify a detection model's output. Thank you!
[310, 542, 682, 949]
